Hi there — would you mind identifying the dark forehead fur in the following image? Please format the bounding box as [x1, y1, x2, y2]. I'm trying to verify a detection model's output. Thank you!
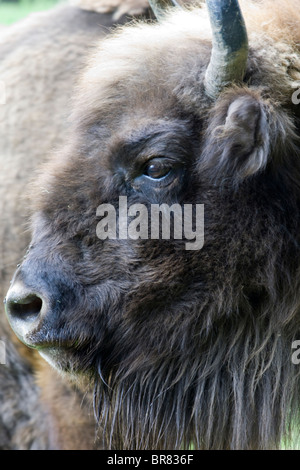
[26, 0, 300, 450]
[33, 1, 300, 188]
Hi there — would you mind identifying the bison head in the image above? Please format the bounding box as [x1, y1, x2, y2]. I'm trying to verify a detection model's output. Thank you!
[5, 0, 300, 449]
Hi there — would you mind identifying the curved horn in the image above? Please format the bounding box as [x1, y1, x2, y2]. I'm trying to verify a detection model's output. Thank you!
[204, 0, 248, 99]
[148, 0, 181, 21]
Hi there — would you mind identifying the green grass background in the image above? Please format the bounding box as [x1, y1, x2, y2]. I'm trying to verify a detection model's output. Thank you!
[0, 0, 59, 25]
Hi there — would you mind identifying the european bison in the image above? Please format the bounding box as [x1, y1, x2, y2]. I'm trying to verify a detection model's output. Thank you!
[4, 0, 300, 450]
[0, 0, 152, 449]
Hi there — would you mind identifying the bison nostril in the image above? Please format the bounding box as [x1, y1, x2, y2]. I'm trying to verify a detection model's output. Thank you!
[7, 294, 43, 322]
[5, 284, 46, 345]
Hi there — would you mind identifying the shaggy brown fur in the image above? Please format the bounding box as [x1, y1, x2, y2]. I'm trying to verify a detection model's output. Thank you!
[4, 0, 300, 450]
[0, 0, 152, 450]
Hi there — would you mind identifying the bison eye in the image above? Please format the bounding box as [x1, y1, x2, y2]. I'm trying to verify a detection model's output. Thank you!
[144, 158, 172, 180]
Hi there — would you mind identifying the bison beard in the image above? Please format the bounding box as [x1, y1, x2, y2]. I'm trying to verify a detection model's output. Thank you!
[4, 0, 300, 449]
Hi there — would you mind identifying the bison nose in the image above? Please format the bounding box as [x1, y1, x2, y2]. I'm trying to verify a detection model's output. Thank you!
[5, 282, 45, 346]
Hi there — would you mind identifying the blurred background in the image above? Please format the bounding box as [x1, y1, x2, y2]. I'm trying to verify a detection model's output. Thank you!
[0, 0, 59, 25]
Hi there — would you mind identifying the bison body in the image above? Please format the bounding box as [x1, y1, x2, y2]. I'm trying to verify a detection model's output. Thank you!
[3, 0, 300, 450]
[0, 0, 151, 449]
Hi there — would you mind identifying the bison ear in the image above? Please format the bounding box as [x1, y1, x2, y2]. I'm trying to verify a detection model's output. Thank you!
[200, 91, 271, 184]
